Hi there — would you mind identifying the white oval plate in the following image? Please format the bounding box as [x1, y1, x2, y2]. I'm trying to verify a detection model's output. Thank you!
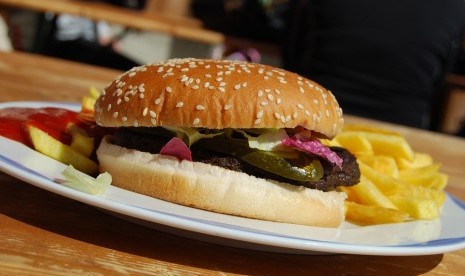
[1, 101, 465, 256]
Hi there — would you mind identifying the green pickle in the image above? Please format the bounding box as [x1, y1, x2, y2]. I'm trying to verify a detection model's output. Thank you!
[193, 136, 324, 182]
[240, 151, 324, 181]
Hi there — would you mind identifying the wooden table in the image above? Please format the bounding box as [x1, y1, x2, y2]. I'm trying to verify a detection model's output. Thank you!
[0, 0, 224, 45]
[1, 51, 465, 275]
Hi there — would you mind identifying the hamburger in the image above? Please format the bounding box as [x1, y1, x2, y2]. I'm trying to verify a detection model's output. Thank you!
[94, 58, 360, 227]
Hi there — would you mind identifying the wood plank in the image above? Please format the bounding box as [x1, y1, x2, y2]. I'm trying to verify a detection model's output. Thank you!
[0, 0, 224, 44]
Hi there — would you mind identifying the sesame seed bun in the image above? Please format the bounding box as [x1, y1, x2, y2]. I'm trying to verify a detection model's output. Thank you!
[94, 58, 344, 138]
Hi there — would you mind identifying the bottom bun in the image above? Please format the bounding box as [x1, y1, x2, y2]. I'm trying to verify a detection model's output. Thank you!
[96, 136, 347, 227]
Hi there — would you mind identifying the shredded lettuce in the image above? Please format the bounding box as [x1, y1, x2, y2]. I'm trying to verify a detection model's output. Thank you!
[61, 165, 112, 195]
[163, 126, 223, 147]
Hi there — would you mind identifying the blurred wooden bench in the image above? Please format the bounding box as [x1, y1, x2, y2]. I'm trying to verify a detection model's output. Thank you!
[0, 0, 224, 45]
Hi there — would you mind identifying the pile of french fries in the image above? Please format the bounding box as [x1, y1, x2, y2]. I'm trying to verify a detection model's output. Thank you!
[323, 125, 448, 225]
[27, 87, 100, 175]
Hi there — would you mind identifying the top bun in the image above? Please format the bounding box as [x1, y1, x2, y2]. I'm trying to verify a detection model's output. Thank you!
[94, 58, 344, 138]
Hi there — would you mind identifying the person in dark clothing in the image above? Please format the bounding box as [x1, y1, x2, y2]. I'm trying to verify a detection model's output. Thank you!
[283, 0, 465, 129]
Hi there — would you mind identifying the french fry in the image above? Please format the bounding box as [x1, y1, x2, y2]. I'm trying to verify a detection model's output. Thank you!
[67, 123, 94, 157]
[334, 132, 373, 155]
[27, 125, 98, 174]
[396, 152, 433, 169]
[388, 196, 440, 220]
[358, 131, 414, 161]
[89, 86, 101, 100]
[344, 176, 397, 209]
[357, 155, 398, 178]
[345, 201, 410, 225]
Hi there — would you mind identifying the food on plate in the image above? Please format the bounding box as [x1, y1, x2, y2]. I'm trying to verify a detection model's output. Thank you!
[327, 125, 448, 225]
[93, 58, 361, 227]
[0, 88, 104, 174]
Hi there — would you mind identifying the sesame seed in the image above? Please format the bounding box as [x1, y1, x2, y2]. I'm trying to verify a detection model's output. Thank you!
[192, 85, 199, 90]
[276, 98, 282, 105]
[258, 68, 265, 74]
[218, 87, 226, 93]
[216, 77, 223, 82]
[151, 118, 157, 125]
[154, 97, 162, 105]
[274, 112, 281, 120]
[265, 89, 271, 93]
[139, 84, 145, 92]
[205, 74, 211, 78]
[293, 112, 298, 119]
[181, 68, 189, 72]
[124, 96, 129, 102]
[117, 98, 122, 105]
[267, 94, 275, 101]
[150, 111, 156, 118]
[195, 78, 201, 84]
[242, 82, 248, 87]
[312, 114, 317, 121]
[264, 76, 270, 80]
[204, 82, 210, 88]
[166, 87, 172, 93]
[280, 116, 286, 124]
[113, 112, 118, 118]
[254, 118, 261, 125]
[176, 102, 184, 108]
[258, 90, 264, 97]
[274, 89, 281, 94]
[217, 71, 224, 76]
[256, 110, 264, 118]
[313, 99, 319, 105]
[157, 66, 164, 73]
[261, 101, 268, 106]
[224, 104, 232, 111]
[285, 115, 291, 122]
[116, 89, 123, 96]
[299, 87, 305, 93]
[128, 72, 136, 77]
[133, 120, 139, 127]
[181, 76, 188, 82]
[196, 105, 205, 110]
[139, 93, 144, 99]
[107, 104, 112, 111]
[306, 110, 311, 116]
[208, 86, 215, 90]
[122, 116, 127, 122]
[143, 107, 148, 116]
[234, 84, 241, 90]
[219, 82, 226, 87]
[193, 118, 200, 125]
